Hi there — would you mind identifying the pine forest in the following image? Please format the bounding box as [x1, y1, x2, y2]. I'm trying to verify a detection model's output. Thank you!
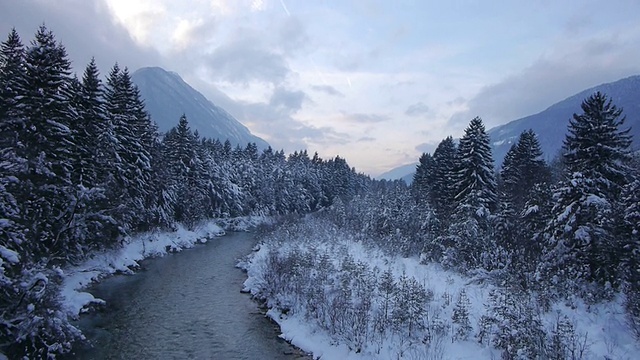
[1, 26, 639, 359]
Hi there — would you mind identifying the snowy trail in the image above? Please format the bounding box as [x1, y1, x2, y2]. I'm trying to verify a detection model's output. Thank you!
[67, 232, 307, 359]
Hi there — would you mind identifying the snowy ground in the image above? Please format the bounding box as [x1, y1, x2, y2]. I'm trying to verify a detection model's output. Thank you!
[241, 223, 640, 360]
[59, 216, 267, 318]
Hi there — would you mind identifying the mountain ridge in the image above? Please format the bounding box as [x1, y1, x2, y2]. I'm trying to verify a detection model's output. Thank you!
[131, 67, 269, 149]
[378, 74, 640, 182]
[488, 75, 640, 165]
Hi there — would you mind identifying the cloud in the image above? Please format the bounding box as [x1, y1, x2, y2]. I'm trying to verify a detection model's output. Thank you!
[206, 38, 291, 84]
[310, 85, 344, 97]
[405, 102, 430, 117]
[193, 82, 350, 151]
[276, 17, 309, 55]
[269, 87, 307, 113]
[171, 17, 218, 51]
[200, 16, 309, 85]
[341, 112, 390, 124]
[449, 32, 640, 129]
[0, 0, 162, 74]
[357, 136, 376, 142]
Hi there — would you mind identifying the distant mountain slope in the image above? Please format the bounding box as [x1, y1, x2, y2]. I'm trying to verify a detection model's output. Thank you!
[132, 67, 269, 149]
[381, 75, 640, 181]
[488, 75, 640, 165]
[376, 163, 417, 182]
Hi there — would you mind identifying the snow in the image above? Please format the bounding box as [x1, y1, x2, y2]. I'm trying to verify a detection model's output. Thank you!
[59, 220, 226, 317]
[0, 245, 19, 264]
[242, 223, 640, 359]
[585, 193, 609, 207]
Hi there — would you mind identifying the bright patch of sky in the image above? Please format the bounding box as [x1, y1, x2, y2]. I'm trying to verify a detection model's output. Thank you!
[2, 0, 640, 175]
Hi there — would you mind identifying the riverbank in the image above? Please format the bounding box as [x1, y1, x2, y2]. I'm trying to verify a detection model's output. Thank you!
[67, 230, 311, 359]
[60, 221, 225, 317]
[241, 217, 640, 359]
[60, 216, 268, 319]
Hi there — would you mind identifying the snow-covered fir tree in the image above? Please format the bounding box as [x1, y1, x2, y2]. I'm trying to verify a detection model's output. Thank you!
[539, 92, 632, 298]
[437, 117, 497, 271]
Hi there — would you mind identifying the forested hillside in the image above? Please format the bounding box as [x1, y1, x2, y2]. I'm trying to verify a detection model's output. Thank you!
[2, 24, 639, 359]
[244, 94, 640, 358]
[0, 27, 367, 358]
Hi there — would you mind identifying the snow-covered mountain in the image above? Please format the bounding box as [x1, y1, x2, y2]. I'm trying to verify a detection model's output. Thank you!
[132, 67, 269, 149]
[381, 74, 640, 181]
[488, 75, 640, 165]
[376, 163, 417, 182]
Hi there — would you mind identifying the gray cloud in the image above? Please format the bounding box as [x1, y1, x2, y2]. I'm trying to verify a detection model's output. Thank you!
[447, 96, 466, 106]
[191, 82, 350, 151]
[206, 38, 290, 84]
[449, 35, 640, 130]
[393, 80, 416, 88]
[200, 15, 309, 86]
[341, 112, 390, 123]
[405, 102, 430, 117]
[0, 0, 162, 75]
[269, 87, 308, 113]
[310, 85, 344, 97]
[357, 136, 376, 142]
[276, 17, 309, 55]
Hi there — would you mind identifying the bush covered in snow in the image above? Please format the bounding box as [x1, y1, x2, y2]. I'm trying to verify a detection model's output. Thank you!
[242, 215, 640, 359]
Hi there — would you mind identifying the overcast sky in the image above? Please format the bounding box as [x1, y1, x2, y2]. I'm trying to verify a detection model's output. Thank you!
[2, 0, 640, 175]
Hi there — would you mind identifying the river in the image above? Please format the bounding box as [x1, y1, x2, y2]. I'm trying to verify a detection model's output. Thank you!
[69, 232, 308, 359]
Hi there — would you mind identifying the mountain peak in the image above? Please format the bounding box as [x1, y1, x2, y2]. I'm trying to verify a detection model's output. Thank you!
[132, 67, 269, 149]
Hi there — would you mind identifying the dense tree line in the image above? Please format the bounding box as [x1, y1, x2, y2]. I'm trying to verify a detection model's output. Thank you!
[367, 92, 638, 341]
[0, 27, 367, 358]
[253, 91, 637, 358]
[409, 92, 637, 303]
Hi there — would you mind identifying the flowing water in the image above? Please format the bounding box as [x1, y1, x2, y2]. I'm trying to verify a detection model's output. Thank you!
[70, 232, 307, 360]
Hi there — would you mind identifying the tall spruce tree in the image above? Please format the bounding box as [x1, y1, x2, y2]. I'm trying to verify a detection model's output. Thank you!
[0, 28, 28, 257]
[431, 117, 497, 271]
[499, 130, 549, 213]
[453, 117, 497, 215]
[430, 136, 458, 230]
[0, 28, 27, 153]
[497, 130, 550, 278]
[71, 58, 105, 187]
[442, 117, 497, 270]
[411, 152, 434, 206]
[162, 115, 208, 227]
[104, 65, 155, 231]
[21, 25, 76, 259]
[539, 92, 632, 296]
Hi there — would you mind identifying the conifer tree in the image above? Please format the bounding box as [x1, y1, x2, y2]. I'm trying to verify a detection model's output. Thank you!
[454, 117, 497, 215]
[21, 24, 76, 259]
[620, 164, 640, 336]
[540, 92, 632, 295]
[104, 65, 155, 231]
[442, 117, 497, 270]
[500, 129, 548, 212]
[72, 58, 105, 187]
[412, 152, 435, 206]
[0, 28, 27, 152]
[0, 28, 28, 257]
[497, 130, 550, 278]
[430, 136, 458, 231]
[452, 288, 472, 341]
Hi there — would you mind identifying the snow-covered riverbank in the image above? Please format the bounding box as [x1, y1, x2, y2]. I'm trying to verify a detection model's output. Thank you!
[60, 222, 225, 317]
[60, 216, 269, 318]
[241, 217, 640, 359]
